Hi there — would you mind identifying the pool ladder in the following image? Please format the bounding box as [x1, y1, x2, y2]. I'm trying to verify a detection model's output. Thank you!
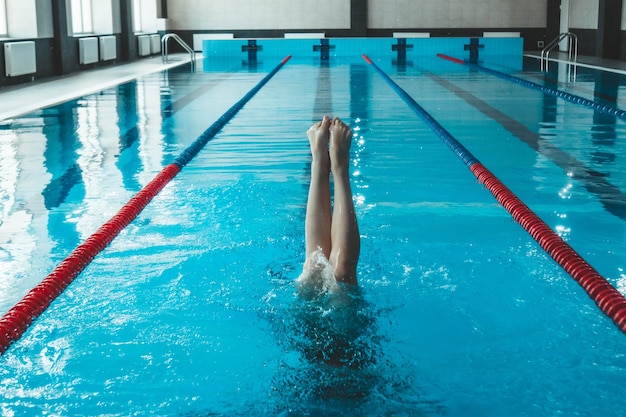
[161, 33, 196, 71]
[540, 32, 578, 82]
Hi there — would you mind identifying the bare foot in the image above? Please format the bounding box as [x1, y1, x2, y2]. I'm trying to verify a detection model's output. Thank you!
[307, 116, 331, 169]
[329, 117, 352, 172]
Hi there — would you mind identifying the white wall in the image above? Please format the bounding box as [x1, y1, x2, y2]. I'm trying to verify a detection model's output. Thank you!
[167, 0, 350, 31]
[167, 0, 549, 32]
[148, 0, 625, 35]
[368, 0, 547, 29]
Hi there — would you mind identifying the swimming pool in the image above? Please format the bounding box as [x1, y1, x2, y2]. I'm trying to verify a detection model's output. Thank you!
[1, 46, 626, 416]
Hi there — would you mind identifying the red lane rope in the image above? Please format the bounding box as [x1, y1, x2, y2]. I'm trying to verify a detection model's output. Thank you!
[0, 55, 293, 355]
[0, 164, 181, 354]
[363, 53, 626, 333]
[437, 53, 464, 64]
[471, 163, 626, 332]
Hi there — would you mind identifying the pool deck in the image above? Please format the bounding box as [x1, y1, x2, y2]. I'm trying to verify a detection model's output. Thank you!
[524, 51, 626, 75]
[0, 51, 625, 123]
[0, 53, 194, 122]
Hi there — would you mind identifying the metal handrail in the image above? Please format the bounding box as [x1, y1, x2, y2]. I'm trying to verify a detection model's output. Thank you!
[161, 33, 196, 70]
[540, 32, 578, 71]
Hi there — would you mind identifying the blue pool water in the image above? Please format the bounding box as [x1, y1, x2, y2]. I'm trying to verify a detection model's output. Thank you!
[1, 49, 626, 416]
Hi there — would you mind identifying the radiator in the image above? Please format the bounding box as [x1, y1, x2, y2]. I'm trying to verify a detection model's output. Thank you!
[150, 34, 161, 54]
[4, 41, 37, 77]
[138, 35, 151, 56]
[79, 37, 99, 65]
[99, 36, 117, 61]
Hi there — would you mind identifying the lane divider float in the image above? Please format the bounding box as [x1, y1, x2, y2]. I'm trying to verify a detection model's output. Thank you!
[0, 55, 292, 355]
[437, 53, 626, 120]
[362, 54, 626, 333]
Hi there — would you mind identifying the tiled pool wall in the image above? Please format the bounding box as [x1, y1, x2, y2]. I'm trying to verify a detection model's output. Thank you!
[202, 37, 524, 70]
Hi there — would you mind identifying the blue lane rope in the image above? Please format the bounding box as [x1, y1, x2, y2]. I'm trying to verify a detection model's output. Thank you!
[361, 54, 478, 167]
[0, 55, 292, 355]
[437, 53, 626, 120]
[361, 54, 626, 334]
[173, 55, 292, 168]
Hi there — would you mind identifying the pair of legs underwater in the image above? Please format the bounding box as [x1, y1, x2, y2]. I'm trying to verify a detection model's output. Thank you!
[300, 116, 360, 287]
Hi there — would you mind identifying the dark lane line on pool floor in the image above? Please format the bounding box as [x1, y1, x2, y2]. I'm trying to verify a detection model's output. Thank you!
[363, 55, 626, 334]
[161, 66, 241, 117]
[313, 63, 333, 121]
[0, 56, 294, 356]
[425, 72, 626, 222]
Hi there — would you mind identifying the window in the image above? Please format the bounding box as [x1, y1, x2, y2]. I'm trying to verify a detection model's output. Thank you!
[71, 0, 93, 34]
[0, 0, 7, 37]
[132, 0, 158, 34]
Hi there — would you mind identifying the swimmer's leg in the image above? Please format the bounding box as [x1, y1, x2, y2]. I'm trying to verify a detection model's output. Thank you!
[304, 116, 332, 269]
[329, 117, 360, 284]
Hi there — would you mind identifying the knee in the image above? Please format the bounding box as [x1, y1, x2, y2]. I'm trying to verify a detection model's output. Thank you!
[333, 264, 358, 285]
